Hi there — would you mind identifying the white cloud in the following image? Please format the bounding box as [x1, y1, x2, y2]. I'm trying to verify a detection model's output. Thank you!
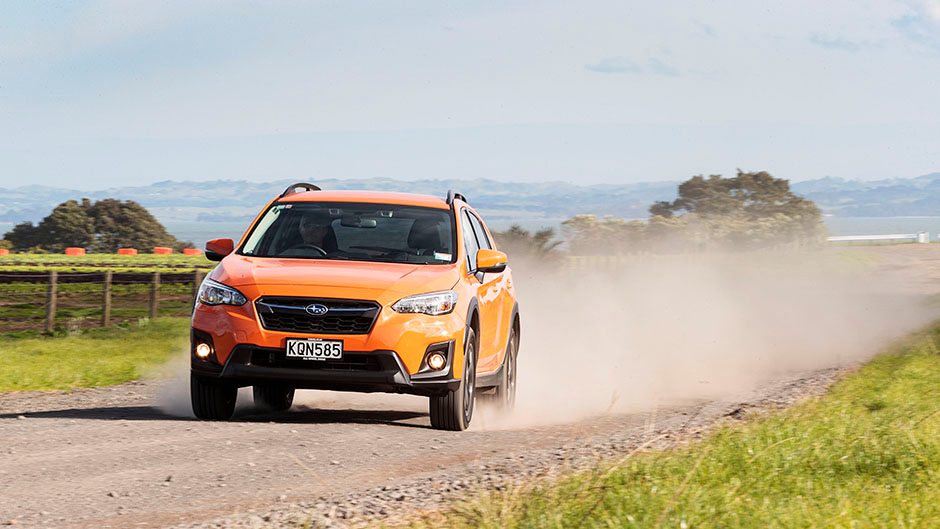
[924, 0, 940, 21]
[585, 56, 679, 76]
[0, 1, 211, 63]
[584, 56, 643, 74]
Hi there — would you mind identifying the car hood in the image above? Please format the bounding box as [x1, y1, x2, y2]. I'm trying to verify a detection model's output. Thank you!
[211, 255, 460, 296]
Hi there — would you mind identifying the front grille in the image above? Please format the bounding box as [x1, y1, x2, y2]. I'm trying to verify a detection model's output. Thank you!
[249, 348, 382, 371]
[255, 296, 381, 335]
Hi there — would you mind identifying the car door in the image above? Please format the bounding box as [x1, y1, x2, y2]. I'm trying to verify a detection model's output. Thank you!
[473, 214, 514, 365]
[459, 209, 483, 364]
[464, 210, 505, 373]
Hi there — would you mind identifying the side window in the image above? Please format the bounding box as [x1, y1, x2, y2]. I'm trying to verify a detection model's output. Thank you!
[467, 213, 492, 250]
[461, 210, 480, 272]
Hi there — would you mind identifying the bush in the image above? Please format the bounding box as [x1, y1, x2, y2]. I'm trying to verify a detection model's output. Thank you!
[3, 198, 186, 253]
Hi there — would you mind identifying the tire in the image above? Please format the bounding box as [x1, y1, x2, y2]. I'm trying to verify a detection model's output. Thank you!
[495, 326, 518, 409]
[191, 373, 237, 421]
[253, 383, 295, 412]
[429, 327, 477, 431]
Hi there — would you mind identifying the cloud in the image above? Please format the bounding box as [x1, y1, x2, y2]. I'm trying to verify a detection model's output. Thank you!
[585, 56, 679, 76]
[924, 0, 940, 21]
[810, 34, 863, 52]
[696, 22, 717, 39]
[584, 56, 643, 74]
[892, 0, 940, 50]
[0, 1, 211, 63]
[646, 57, 680, 76]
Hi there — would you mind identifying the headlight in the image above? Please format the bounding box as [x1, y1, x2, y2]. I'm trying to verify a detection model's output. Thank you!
[197, 278, 248, 306]
[391, 290, 458, 316]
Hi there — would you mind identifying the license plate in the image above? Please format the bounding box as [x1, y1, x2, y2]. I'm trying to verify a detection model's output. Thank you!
[285, 338, 343, 361]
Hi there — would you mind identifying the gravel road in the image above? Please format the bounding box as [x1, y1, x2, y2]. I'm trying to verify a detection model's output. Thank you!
[4, 245, 938, 528]
[0, 366, 847, 529]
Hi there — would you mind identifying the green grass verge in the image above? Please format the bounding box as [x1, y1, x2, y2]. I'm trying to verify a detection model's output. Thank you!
[0, 317, 189, 392]
[406, 324, 940, 529]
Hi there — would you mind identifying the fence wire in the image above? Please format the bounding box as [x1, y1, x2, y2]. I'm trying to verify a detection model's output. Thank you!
[0, 271, 202, 333]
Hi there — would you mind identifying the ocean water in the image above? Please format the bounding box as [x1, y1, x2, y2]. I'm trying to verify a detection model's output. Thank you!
[823, 217, 940, 239]
[2, 217, 940, 249]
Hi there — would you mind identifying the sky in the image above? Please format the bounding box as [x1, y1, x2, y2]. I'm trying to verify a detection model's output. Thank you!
[1, 0, 939, 189]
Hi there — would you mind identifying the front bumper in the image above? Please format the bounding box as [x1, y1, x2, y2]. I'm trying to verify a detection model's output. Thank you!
[191, 293, 468, 377]
[191, 341, 460, 397]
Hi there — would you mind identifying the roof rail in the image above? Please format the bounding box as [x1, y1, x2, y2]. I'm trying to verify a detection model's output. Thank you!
[445, 190, 468, 205]
[280, 182, 321, 198]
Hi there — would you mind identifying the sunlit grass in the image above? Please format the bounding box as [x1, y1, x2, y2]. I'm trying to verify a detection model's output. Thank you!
[403, 324, 940, 529]
[0, 317, 189, 392]
[0, 252, 214, 273]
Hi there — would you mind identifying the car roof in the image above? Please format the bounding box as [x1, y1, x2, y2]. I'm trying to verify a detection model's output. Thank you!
[278, 190, 452, 210]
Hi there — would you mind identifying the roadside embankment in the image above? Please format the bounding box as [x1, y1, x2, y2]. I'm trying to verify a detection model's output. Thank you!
[403, 323, 940, 529]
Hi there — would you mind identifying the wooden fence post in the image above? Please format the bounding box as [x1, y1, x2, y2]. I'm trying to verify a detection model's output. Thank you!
[192, 269, 203, 313]
[45, 270, 58, 333]
[101, 270, 112, 326]
[149, 272, 160, 320]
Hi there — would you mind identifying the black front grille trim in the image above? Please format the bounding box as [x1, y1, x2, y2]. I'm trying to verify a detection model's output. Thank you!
[255, 296, 381, 335]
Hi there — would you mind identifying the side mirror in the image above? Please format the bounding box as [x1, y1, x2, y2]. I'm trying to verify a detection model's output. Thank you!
[476, 249, 508, 273]
[205, 238, 234, 262]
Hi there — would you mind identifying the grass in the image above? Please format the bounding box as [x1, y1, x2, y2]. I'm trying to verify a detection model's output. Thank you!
[0, 253, 214, 273]
[404, 324, 940, 529]
[0, 317, 189, 392]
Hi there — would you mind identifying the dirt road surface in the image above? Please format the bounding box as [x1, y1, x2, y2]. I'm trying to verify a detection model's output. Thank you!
[0, 369, 846, 529]
[2, 246, 939, 528]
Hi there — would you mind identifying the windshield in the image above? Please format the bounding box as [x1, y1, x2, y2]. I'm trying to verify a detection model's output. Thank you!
[240, 202, 456, 264]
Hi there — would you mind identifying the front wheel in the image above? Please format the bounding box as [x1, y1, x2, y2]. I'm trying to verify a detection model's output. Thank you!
[191, 374, 237, 420]
[429, 328, 477, 431]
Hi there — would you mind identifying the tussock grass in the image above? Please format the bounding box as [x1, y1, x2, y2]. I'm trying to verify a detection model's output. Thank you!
[0, 318, 189, 392]
[406, 324, 940, 529]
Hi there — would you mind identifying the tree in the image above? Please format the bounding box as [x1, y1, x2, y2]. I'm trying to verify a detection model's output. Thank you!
[4, 200, 96, 252]
[650, 170, 819, 221]
[85, 199, 181, 252]
[491, 224, 561, 260]
[2, 198, 191, 252]
[4, 222, 43, 251]
[560, 170, 825, 255]
[39, 200, 96, 252]
[647, 170, 824, 249]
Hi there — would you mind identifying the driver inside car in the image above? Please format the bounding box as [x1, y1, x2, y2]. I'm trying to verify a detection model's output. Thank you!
[295, 211, 334, 255]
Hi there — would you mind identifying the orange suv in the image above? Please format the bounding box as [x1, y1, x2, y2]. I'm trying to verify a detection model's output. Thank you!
[190, 183, 520, 430]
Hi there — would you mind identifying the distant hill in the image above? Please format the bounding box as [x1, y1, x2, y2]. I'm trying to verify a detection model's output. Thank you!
[791, 173, 940, 216]
[2, 173, 939, 230]
[0, 178, 678, 226]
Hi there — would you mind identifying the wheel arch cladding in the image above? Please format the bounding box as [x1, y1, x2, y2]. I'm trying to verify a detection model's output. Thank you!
[465, 296, 480, 334]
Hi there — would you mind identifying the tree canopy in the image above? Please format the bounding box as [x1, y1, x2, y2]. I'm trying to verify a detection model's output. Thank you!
[565, 170, 825, 253]
[3, 199, 191, 253]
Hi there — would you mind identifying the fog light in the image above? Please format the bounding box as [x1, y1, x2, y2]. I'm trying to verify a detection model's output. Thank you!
[427, 352, 446, 371]
[195, 342, 212, 360]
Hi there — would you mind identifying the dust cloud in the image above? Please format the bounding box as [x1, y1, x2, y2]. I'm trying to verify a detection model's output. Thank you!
[156, 353, 196, 418]
[159, 249, 938, 429]
[474, 250, 937, 429]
